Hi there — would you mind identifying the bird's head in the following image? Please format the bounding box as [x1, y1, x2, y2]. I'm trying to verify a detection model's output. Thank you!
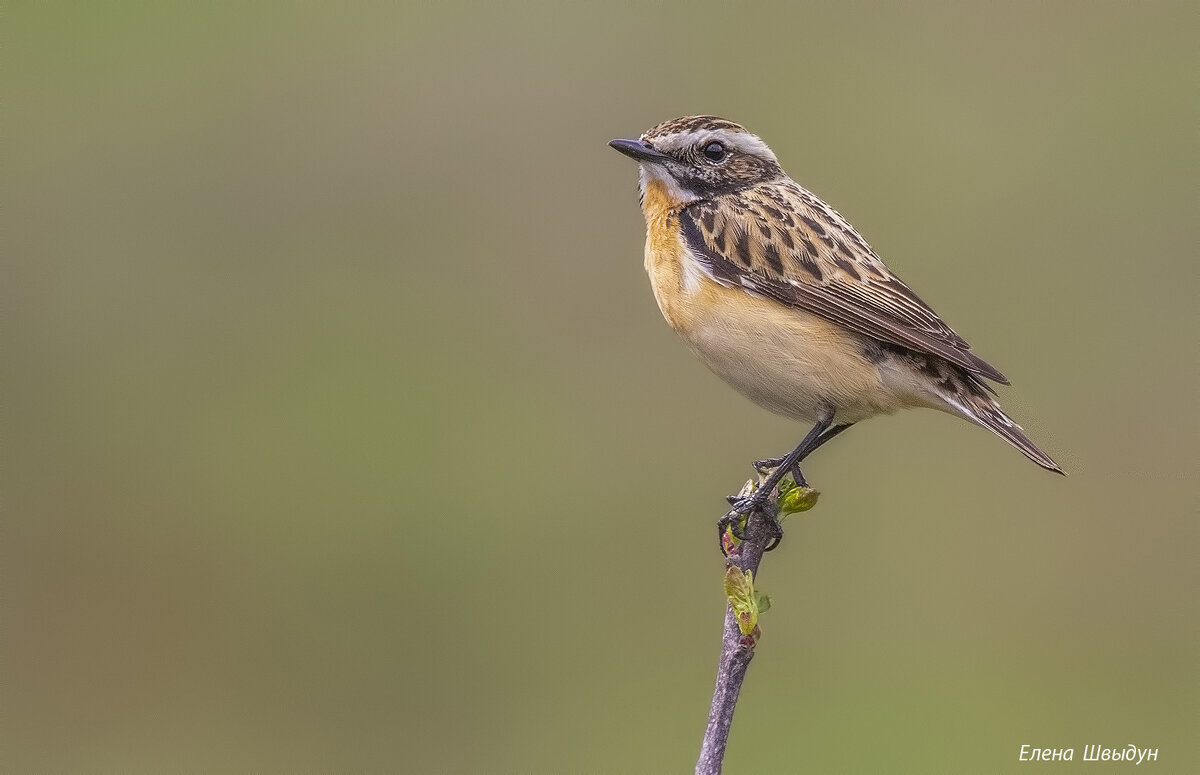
[609, 116, 785, 208]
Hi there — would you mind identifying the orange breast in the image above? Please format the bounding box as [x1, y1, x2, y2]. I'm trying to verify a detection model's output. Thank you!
[636, 178, 897, 422]
[640, 179, 693, 331]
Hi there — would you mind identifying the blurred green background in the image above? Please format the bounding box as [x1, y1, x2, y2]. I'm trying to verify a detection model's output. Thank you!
[6, 2, 1197, 772]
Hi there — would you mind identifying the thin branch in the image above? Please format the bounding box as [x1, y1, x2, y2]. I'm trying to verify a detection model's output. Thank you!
[695, 497, 778, 775]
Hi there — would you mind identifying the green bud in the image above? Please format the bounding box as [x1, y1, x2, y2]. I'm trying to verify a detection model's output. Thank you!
[777, 481, 819, 516]
[724, 566, 760, 636]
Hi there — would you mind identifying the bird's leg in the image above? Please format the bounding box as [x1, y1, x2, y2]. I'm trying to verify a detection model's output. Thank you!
[753, 456, 811, 488]
[788, 422, 853, 485]
[722, 420, 855, 552]
[752, 423, 854, 480]
[724, 417, 832, 541]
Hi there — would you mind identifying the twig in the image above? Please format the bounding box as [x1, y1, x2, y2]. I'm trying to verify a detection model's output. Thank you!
[695, 496, 778, 775]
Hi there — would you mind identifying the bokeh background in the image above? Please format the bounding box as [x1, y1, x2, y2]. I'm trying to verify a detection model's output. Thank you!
[6, 2, 1198, 772]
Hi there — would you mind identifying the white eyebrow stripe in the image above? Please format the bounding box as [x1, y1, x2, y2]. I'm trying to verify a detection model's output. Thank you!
[648, 129, 778, 163]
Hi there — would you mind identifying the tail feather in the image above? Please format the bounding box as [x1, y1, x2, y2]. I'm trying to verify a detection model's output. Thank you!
[900, 351, 1064, 474]
[933, 364, 1064, 474]
[967, 402, 1064, 475]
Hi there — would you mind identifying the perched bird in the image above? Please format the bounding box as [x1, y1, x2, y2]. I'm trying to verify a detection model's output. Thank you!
[609, 116, 1062, 546]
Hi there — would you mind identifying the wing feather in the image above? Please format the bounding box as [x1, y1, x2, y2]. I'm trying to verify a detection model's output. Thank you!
[679, 182, 1009, 384]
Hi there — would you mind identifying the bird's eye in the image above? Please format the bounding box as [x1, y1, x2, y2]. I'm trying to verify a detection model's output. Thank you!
[702, 141, 727, 162]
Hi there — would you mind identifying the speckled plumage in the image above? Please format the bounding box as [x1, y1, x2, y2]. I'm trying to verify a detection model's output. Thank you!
[612, 116, 1062, 473]
[679, 181, 1006, 384]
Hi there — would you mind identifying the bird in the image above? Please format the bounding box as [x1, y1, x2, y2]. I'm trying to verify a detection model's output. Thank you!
[609, 115, 1062, 548]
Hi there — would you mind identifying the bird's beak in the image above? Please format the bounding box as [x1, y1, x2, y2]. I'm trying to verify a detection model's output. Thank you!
[608, 138, 672, 163]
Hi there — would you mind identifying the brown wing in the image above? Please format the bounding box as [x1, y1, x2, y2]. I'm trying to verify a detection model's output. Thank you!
[679, 181, 1009, 384]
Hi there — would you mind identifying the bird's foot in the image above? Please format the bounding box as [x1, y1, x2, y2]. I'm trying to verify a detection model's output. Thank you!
[752, 456, 785, 475]
[719, 490, 785, 554]
[752, 456, 808, 488]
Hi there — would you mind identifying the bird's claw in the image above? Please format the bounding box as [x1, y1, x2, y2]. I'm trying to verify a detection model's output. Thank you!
[762, 516, 784, 552]
[718, 493, 786, 553]
[718, 498, 751, 542]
